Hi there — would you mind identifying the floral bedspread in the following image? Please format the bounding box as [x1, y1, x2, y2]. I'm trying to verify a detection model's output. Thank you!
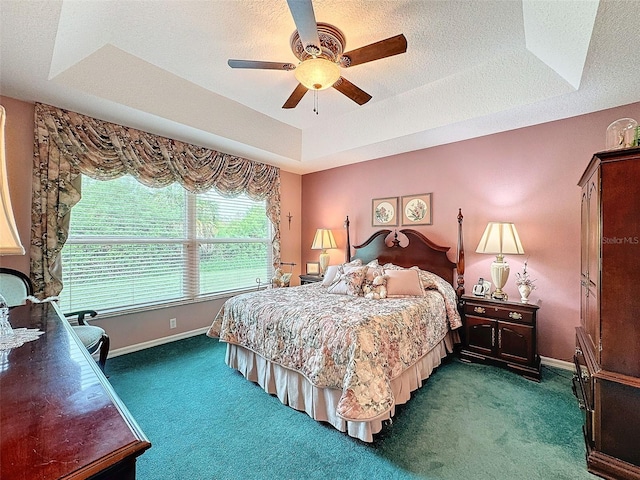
[207, 281, 461, 421]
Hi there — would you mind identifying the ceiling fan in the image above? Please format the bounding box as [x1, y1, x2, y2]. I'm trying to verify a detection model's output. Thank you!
[228, 0, 408, 110]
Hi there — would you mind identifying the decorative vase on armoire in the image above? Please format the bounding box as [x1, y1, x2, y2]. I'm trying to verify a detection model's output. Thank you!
[573, 146, 640, 480]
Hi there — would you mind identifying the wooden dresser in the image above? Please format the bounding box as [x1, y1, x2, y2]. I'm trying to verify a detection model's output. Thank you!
[574, 147, 640, 480]
[0, 302, 150, 479]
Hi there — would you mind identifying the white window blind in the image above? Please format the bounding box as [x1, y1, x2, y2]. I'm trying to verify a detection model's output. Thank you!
[60, 175, 271, 313]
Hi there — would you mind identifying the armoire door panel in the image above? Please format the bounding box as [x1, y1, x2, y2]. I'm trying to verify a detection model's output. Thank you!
[600, 159, 640, 377]
[586, 174, 600, 356]
[597, 378, 640, 467]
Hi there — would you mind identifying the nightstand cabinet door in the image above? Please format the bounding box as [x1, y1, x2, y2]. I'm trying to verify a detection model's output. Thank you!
[464, 316, 495, 356]
[498, 321, 534, 365]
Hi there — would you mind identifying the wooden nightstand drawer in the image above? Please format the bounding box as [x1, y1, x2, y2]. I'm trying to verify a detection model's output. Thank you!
[463, 302, 534, 325]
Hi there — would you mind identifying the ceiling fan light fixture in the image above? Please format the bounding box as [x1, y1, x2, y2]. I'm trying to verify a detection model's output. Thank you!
[294, 58, 340, 91]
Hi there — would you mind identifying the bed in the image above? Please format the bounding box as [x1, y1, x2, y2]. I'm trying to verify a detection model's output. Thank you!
[207, 210, 466, 442]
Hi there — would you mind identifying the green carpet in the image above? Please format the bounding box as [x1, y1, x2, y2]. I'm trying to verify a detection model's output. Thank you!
[107, 335, 598, 480]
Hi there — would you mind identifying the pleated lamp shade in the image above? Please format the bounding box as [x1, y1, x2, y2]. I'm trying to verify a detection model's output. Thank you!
[475, 222, 524, 300]
[0, 105, 25, 255]
[311, 229, 337, 275]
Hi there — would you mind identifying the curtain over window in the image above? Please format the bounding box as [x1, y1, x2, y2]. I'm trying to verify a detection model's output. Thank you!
[32, 103, 281, 298]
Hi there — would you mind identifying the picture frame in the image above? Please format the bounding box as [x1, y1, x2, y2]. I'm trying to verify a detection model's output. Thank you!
[401, 193, 432, 226]
[305, 262, 320, 275]
[372, 197, 398, 227]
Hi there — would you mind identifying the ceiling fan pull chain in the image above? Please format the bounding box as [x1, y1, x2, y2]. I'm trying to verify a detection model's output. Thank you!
[313, 90, 319, 115]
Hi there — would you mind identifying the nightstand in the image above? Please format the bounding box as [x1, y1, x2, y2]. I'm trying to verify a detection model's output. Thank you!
[460, 294, 541, 381]
[299, 274, 322, 285]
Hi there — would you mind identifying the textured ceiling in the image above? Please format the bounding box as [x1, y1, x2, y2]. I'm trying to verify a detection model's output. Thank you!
[1, 0, 639, 174]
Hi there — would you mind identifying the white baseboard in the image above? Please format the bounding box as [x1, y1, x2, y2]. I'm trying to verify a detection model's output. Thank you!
[540, 355, 574, 371]
[108, 327, 211, 358]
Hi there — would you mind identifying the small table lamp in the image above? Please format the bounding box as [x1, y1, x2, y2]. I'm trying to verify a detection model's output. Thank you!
[311, 228, 337, 276]
[475, 222, 524, 300]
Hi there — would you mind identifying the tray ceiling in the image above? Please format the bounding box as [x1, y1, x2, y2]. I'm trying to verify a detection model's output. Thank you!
[1, 0, 638, 174]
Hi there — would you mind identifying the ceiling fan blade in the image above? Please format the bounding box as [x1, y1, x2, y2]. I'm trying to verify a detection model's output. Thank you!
[228, 59, 295, 70]
[282, 84, 309, 109]
[341, 34, 407, 67]
[333, 77, 372, 105]
[286, 0, 321, 55]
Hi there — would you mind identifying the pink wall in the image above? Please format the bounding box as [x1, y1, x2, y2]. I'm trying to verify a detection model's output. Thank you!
[0, 96, 302, 350]
[302, 101, 640, 363]
[278, 170, 303, 285]
[4, 93, 640, 361]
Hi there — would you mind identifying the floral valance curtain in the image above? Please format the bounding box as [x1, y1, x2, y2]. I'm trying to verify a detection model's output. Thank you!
[32, 102, 281, 297]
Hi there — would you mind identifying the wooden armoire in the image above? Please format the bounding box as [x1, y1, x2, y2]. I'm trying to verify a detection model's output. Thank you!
[574, 146, 640, 480]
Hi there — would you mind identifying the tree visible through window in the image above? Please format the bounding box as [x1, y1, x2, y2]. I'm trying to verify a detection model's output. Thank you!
[60, 175, 271, 313]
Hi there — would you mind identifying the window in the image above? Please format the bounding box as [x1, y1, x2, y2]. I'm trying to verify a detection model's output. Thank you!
[60, 175, 272, 313]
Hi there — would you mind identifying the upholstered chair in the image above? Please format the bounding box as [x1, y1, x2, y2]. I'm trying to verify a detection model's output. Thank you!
[0, 268, 110, 371]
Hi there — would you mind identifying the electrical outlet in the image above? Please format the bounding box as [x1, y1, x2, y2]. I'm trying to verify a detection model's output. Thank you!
[169, 318, 177, 329]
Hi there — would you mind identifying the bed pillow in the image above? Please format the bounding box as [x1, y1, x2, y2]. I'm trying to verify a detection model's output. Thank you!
[321, 265, 340, 286]
[384, 268, 425, 297]
[321, 260, 363, 286]
[410, 266, 443, 290]
[327, 266, 367, 296]
[382, 262, 409, 271]
[345, 259, 363, 267]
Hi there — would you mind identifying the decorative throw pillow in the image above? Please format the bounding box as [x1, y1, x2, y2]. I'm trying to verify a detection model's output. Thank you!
[384, 268, 425, 297]
[327, 266, 367, 296]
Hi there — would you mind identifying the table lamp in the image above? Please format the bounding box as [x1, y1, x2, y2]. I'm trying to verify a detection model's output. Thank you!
[0, 106, 25, 256]
[311, 228, 337, 276]
[0, 105, 25, 338]
[475, 222, 524, 300]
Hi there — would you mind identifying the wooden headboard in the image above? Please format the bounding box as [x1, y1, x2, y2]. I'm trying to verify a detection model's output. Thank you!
[346, 209, 465, 297]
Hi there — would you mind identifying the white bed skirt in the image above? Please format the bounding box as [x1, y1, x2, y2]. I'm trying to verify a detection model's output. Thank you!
[224, 330, 459, 442]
